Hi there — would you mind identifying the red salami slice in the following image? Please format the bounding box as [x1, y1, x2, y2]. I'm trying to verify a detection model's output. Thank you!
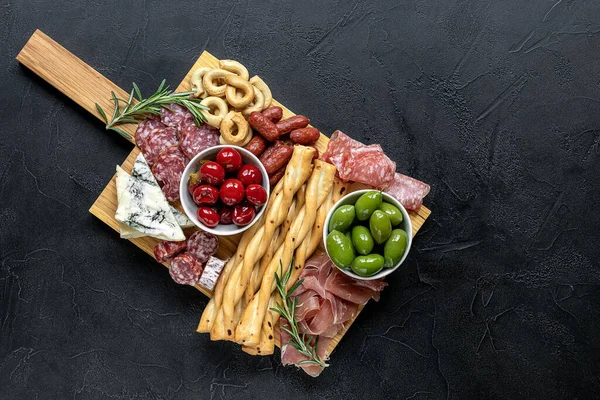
[135, 114, 166, 149]
[169, 252, 203, 286]
[341, 144, 396, 188]
[321, 130, 363, 167]
[161, 104, 191, 128]
[154, 240, 187, 263]
[179, 123, 220, 160]
[384, 173, 430, 210]
[152, 145, 188, 201]
[141, 127, 178, 166]
[187, 230, 219, 264]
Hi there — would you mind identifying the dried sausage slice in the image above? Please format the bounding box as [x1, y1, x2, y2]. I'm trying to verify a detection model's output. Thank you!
[141, 127, 178, 166]
[187, 230, 219, 264]
[169, 252, 203, 286]
[154, 240, 187, 263]
[151, 145, 188, 201]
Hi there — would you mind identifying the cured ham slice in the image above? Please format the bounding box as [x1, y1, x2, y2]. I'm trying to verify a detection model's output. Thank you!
[281, 251, 386, 377]
[322, 130, 429, 209]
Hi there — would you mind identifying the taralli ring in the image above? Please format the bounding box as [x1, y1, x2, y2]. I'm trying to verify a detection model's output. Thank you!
[220, 111, 251, 145]
[190, 67, 211, 98]
[219, 131, 252, 146]
[200, 96, 229, 128]
[203, 69, 233, 97]
[219, 59, 250, 80]
[249, 75, 272, 109]
[225, 75, 254, 108]
[242, 86, 265, 118]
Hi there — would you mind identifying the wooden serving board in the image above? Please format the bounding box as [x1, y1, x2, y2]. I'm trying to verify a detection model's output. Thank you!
[17, 30, 431, 355]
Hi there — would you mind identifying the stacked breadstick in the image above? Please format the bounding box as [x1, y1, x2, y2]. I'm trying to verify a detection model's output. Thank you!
[197, 145, 338, 355]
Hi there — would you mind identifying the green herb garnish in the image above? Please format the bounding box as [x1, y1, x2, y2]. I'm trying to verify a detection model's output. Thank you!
[95, 79, 209, 140]
[271, 260, 328, 369]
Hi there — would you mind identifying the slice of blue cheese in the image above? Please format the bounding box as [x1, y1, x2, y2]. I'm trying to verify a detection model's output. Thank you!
[130, 153, 195, 229]
[115, 164, 185, 241]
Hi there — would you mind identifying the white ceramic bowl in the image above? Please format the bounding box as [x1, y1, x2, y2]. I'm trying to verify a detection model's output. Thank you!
[323, 189, 412, 280]
[179, 145, 270, 236]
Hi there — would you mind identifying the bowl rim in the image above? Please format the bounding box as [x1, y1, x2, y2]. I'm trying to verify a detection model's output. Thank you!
[322, 188, 412, 280]
[179, 144, 270, 236]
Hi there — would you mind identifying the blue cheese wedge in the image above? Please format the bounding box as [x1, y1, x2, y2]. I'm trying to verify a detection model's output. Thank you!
[115, 165, 185, 241]
[198, 256, 227, 291]
[130, 153, 195, 229]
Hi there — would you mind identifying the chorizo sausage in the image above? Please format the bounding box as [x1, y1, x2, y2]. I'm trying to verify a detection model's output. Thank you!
[260, 144, 293, 174]
[248, 111, 279, 141]
[276, 115, 310, 135]
[268, 164, 287, 186]
[244, 135, 267, 157]
[261, 106, 283, 123]
[290, 127, 320, 145]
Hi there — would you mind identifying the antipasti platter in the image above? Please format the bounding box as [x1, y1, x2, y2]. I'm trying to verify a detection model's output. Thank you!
[17, 30, 431, 376]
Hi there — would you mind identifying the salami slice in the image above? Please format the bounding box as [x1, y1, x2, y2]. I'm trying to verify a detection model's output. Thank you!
[154, 240, 187, 263]
[135, 114, 166, 149]
[341, 144, 396, 188]
[384, 173, 430, 210]
[321, 130, 363, 168]
[161, 104, 191, 128]
[187, 230, 219, 264]
[169, 252, 203, 286]
[141, 127, 178, 166]
[198, 256, 227, 291]
[179, 123, 220, 160]
[152, 145, 188, 201]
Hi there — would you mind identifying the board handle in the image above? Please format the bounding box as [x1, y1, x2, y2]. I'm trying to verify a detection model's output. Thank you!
[16, 29, 137, 144]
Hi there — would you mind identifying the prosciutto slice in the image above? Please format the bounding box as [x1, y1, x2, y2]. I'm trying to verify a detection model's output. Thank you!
[322, 130, 429, 209]
[281, 251, 387, 377]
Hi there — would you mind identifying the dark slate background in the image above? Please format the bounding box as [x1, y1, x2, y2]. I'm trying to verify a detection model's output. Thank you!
[1, 0, 599, 399]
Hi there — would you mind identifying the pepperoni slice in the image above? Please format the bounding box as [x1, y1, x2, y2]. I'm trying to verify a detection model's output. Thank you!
[141, 127, 178, 166]
[169, 252, 203, 286]
[187, 230, 219, 264]
[151, 145, 188, 202]
[135, 114, 166, 150]
[179, 123, 220, 160]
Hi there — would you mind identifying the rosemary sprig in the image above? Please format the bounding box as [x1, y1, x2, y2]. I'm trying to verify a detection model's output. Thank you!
[95, 79, 209, 140]
[270, 260, 329, 369]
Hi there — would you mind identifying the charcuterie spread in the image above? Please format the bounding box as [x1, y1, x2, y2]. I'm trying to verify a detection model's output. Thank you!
[17, 33, 433, 378]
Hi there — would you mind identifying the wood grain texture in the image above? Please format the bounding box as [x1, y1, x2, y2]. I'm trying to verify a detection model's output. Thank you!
[17, 30, 431, 355]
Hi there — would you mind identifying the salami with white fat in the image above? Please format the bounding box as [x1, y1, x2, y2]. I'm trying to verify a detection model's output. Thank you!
[141, 127, 178, 166]
[151, 145, 188, 201]
[187, 230, 219, 264]
[154, 240, 187, 263]
[198, 256, 227, 291]
[384, 173, 430, 210]
[341, 144, 396, 188]
[161, 104, 191, 128]
[135, 114, 166, 150]
[169, 252, 203, 286]
[179, 123, 220, 160]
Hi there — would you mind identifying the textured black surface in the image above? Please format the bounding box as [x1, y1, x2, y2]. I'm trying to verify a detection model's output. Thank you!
[1, 1, 600, 399]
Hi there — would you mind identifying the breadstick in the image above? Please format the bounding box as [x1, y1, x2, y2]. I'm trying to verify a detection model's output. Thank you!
[219, 146, 315, 341]
[200, 179, 285, 337]
[236, 161, 336, 346]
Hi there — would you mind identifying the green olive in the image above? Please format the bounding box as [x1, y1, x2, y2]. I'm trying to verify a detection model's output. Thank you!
[326, 230, 355, 269]
[345, 230, 353, 243]
[351, 225, 374, 255]
[351, 254, 385, 277]
[384, 229, 408, 268]
[328, 205, 356, 233]
[369, 210, 392, 244]
[378, 202, 403, 226]
[355, 191, 382, 221]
